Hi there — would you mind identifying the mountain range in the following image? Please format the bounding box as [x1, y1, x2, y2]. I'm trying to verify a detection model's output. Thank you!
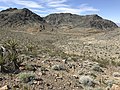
[0, 8, 118, 32]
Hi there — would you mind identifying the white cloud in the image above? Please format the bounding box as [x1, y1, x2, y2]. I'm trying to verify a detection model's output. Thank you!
[0, 6, 9, 9]
[13, 0, 43, 8]
[54, 4, 99, 15]
[37, 0, 99, 15]
[0, 0, 99, 16]
[48, 4, 69, 7]
[47, 0, 67, 4]
[79, 4, 99, 12]
[55, 7, 80, 14]
[0, 0, 43, 8]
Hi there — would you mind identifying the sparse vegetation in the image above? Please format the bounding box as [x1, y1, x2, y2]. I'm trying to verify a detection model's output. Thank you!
[18, 72, 35, 83]
[0, 8, 120, 89]
[79, 75, 95, 87]
[51, 65, 65, 71]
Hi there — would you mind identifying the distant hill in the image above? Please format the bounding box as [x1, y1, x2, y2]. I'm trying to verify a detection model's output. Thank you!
[0, 8, 52, 32]
[45, 13, 118, 30]
[0, 8, 118, 32]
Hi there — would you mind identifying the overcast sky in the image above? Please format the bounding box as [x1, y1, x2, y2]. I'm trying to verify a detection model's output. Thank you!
[0, 0, 119, 23]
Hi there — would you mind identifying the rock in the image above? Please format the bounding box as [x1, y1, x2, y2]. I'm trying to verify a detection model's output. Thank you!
[0, 85, 9, 90]
[111, 84, 120, 90]
[56, 75, 63, 80]
[19, 66, 25, 71]
[38, 72, 42, 76]
[72, 75, 79, 79]
[113, 72, 120, 77]
[62, 59, 67, 64]
[33, 81, 38, 84]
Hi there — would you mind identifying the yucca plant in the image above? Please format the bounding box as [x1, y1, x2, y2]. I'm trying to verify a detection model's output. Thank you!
[0, 39, 20, 73]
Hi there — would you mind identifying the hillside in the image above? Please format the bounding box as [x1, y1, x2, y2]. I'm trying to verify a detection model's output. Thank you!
[0, 8, 52, 33]
[0, 8, 118, 33]
[45, 13, 118, 30]
[0, 8, 120, 90]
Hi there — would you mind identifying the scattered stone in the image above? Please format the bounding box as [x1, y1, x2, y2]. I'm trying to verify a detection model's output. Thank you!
[113, 72, 120, 77]
[56, 76, 63, 80]
[62, 59, 67, 64]
[111, 84, 120, 90]
[72, 75, 79, 79]
[0, 85, 9, 90]
[19, 66, 25, 71]
[38, 72, 42, 76]
[33, 81, 38, 84]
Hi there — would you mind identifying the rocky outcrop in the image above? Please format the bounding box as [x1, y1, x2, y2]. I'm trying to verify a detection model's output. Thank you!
[45, 13, 118, 30]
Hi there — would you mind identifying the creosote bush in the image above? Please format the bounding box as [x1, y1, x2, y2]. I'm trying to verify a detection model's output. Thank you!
[25, 43, 38, 57]
[91, 64, 103, 72]
[51, 65, 65, 71]
[18, 72, 35, 83]
[79, 75, 95, 87]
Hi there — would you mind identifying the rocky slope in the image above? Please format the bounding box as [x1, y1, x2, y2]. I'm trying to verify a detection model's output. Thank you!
[0, 8, 118, 32]
[0, 8, 52, 32]
[45, 13, 118, 30]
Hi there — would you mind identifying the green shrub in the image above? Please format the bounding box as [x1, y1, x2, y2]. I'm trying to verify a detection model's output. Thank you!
[51, 65, 65, 71]
[18, 72, 35, 83]
[25, 43, 38, 57]
[79, 75, 95, 87]
[25, 64, 36, 71]
[105, 80, 114, 88]
[91, 64, 103, 72]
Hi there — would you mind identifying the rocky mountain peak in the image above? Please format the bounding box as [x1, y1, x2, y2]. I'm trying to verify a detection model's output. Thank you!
[86, 14, 103, 20]
[0, 8, 48, 32]
[45, 13, 118, 30]
[1, 8, 18, 12]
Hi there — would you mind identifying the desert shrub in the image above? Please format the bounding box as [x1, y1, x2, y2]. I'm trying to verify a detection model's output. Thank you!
[40, 66, 48, 71]
[18, 72, 35, 83]
[105, 80, 114, 88]
[25, 64, 36, 71]
[116, 61, 120, 66]
[92, 58, 109, 68]
[51, 65, 65, 71]
[79, 75, 95, 87]
[91, 64, 103, 72]
[25, 43, 38, 57]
